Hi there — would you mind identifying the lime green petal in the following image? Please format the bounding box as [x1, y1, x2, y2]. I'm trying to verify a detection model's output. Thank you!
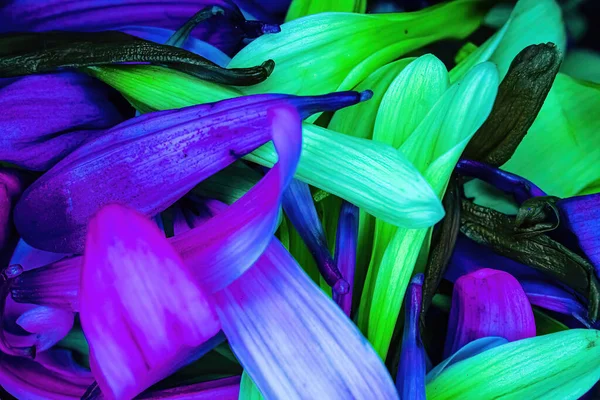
[503, 74, 600, 197]
[451, 0, 565, 82]
[193, 162, 261, 204]
[561, 48, 600, 84]
[362, 63, 499, 358]
[240, 371, 265, 400]
[426, 329, 600, 400]
[328, 58, 414, 140]
[230, 0, 488, 96]
[246, 123, 444, 229]
[285, 0, 366, 22]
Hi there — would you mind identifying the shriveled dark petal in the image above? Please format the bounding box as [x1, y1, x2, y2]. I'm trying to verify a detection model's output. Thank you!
[14, 91, 366, 253]
[444, 268, 535, 357]
[0, 0, 282, 55]
[332, 201, 359, 316]
[0, 72, 126, 170]
[558, 193, 600, 276]
[456, 159, 546, 203]
[396, 274, 426, 400]
[282, 180, 346, 294]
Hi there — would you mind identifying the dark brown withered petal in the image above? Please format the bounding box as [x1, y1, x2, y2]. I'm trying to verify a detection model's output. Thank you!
[421, 174, 461, 323]
[460, 199, 600, 322]
[463, 43, 561, 166]
[514, 196, 561, 235]
[0, 31, 273, 86]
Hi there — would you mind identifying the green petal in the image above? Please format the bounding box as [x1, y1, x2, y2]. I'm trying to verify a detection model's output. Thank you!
[561, 49, 600, 84]
[426, 329, 600, 400]
[450, 0, 565, 82]
[246, 123, 444, 228]
[532, 308, 568, 335]
[503, 74, 600, 197]
[361, 63, 499, 358]
[285, 0, 366, 22]
[240, 371, 265, 400]
[230, 0, 488, 96]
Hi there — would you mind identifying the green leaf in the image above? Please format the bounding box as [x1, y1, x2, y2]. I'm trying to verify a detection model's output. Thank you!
[503, 74, 600, 197]
[239, 371, 265, 400]
[450, 0, 565, 82]
[0, 31, 273, 85]
[426, 329, 600, 400]
[285, 0, 366, 22]
[360, 62, 499, 358]
[230, 0, 488, 96]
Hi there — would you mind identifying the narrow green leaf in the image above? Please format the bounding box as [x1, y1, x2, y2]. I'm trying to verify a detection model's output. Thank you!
[230, 0, 488, 96]
[0, 31, 273, 85]
[464, 43, 562, 166]
[426, 329, 600, 400]
[285, 0, 366, 22]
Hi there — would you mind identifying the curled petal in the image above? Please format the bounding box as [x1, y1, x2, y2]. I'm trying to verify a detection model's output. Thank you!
[15, 305, 74, 352]
[445, 268, 535, 357]
[332, 201, 359, 316]
[14, 92, 364, 253]
[80, 204, 221, 399]
[521, 280, 590, 326]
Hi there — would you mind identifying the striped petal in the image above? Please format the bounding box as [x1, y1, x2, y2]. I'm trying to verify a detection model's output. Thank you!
[444, 268, 535, 357]
[80, 204, 221, 399]
[14, 91, 363, 253]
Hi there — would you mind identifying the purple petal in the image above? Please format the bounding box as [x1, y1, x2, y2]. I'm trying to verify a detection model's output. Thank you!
[80, 204, 221, 399]
[282, 179, 347, 294]
[36, 348, 92, 379]
[444, 268, 536, 357]
[0, 350, 92, 400]
[332, 201, 359, 316]
[15, 305, 74, 352]
[0, 0, 280, 55]
[396, 274, 426, 400]
[9, 239, 70, 271]
[214, 238, 398, 399]
[558, 193, 600, 276]
[14, 91, 364, 253]
[137, 376, 240, 399]
[426, 337, 508, 383]
[456, 159, 547, 203]
[0, 72, 127, 171]
[520, 280, 590, 326]
[0, 169, 27, 267]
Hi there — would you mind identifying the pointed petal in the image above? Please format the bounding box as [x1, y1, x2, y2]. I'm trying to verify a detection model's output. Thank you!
[80, 204, 221, 399]
[396, 274, 426, 400]
[332, 201, 359, 316]
[240, 371, 264, 400]
[14, 92, 362, 253]
[0, 72, 126, 170]
[427, 330, 600, 400]
[444, 268, 536, 357]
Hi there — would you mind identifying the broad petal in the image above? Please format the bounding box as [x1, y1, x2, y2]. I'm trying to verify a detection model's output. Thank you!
[444, 268, 535, 357]
[0, 72, 127, 170]
[214, 238, 398, 399]
[80, 204, 220, 399]
[14, 91, 364, 253]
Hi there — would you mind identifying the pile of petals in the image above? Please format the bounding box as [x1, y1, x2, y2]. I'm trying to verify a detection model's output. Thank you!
[1, 0, 600, 399]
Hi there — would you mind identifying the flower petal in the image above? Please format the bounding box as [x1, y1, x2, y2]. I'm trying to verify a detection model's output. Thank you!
[80, 204, 221, 399]
[285, 0, 365, 22]
[0, 72, 127, 170]
[332, 201, 359, 316]
[396, 274, 426, 400]
[14, 92, 362, 253]
[444, 268, 535, 357]
[15, 305, 74, 352]
[520, 280, 590, 326]
[136, 376, 240, 399]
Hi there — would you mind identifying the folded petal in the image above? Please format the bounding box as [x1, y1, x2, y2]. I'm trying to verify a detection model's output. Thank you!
[282, 179, 346, 293]
[332, 201, 359, 316]
[427, 329, 600, 400]
[214, 238, 398, 399]
[80, 204, 221, 399]
[0, 0, 279, 56]
[396, 274, 426, 400]
[14, 92, 363, 253]
[520, 280, 590, 326]
[444, 268, 535, 357]
[15, 305, 74, 352]
[0, 72, 127, 170]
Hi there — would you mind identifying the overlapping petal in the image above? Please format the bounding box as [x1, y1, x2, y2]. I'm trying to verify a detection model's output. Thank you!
[332, 201, 359, 316]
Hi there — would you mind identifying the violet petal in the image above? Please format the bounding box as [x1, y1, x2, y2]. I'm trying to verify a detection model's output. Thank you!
[15, 91, 363, 253]
[521, 280, 590, 326]
[0, 72, 126, 170]
[333, 201, 359, 316]
[15, 305, 74, 352]
[396, 274, 426, 400]
[444, 268, 536, 357]
[80, 204, 221, 399]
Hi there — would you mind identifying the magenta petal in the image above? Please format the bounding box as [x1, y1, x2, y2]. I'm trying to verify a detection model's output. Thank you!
[14, 92, 363, 253]
[169, 105, 302, 292]
[444, 268, 536, 357]
[137, 376, 240, 399]
[214, 238, 398, 399]
[80, 204, 220, 399]
[0, 168, 27, 267]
